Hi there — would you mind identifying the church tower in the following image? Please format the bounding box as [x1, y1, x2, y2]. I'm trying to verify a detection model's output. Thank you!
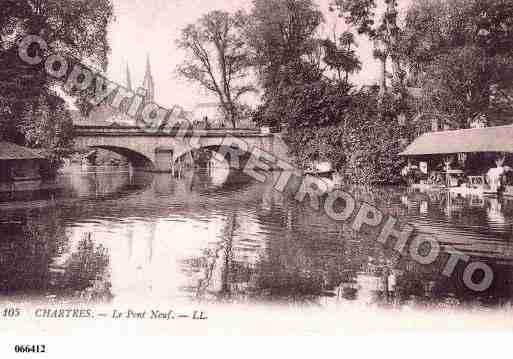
[142, 54, 155, 102]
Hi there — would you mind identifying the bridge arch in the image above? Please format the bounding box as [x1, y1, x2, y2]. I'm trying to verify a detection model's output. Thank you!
[173, 143, 254, 170]
[73, 125, 288, 172]
[83, 145, 155, 170]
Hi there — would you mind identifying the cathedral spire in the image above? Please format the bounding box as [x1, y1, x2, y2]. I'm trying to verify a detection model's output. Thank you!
[142, 54, 155, 102]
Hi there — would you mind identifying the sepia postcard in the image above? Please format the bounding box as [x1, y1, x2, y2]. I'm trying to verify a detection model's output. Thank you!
[1, 0, 513, 356]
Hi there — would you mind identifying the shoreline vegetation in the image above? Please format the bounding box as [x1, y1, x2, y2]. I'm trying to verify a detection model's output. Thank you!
[1, 0, 513, 186]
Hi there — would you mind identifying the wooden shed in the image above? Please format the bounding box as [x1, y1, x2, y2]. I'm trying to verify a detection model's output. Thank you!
[0, 141, 44, 184]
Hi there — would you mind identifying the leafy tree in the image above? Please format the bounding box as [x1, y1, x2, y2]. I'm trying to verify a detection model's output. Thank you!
[20, 93, 74, 177]
[176, 10, 256, 128]
[275, 80, 405, 184]
[0, 0, 113, 167]
[245, 0, 404, 183]
[333, 0, 404, 96]
[245, 0, 325, 126]
[61, 233, 111, 300]
[321, 31, 362, 84]
[246, 0, 324, 87]
[402, 0, 513, 129]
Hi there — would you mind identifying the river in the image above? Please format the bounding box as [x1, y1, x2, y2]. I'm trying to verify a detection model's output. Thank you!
[0, 165, 512, 310]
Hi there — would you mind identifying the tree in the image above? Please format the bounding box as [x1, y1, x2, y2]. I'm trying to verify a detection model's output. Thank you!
[20, 92, 74, 177]
[321, 31, 362, 84]
[246, 0, 324, 85]
[401, 0, 513, 129]
[245, 0, 325, 126]
[176, 11, 255, 128]
[0, 0, 114, 166]
[244, 0, 404, 183]
[272, 78, 405, 184]
[333, 0, 404, 98]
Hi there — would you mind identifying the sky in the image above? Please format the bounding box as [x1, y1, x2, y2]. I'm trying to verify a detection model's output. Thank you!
[106, 0, 411, 112]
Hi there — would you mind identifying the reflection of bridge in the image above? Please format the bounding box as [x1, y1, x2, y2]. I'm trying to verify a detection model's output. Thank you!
[73, 124, 289, 172]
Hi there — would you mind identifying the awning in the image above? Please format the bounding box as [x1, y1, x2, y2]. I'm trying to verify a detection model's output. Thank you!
[400, 125, 513, 156]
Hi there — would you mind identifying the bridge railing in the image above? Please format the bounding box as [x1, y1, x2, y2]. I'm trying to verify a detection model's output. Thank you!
[73, 125, 273, 137]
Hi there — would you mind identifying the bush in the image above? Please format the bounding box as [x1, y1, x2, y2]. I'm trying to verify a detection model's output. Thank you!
[274, 87, 408, 184]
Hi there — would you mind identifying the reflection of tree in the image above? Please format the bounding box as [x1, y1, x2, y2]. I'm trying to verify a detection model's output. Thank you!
[0, 207, 69, 294]
[178, 178, 513, 308]
[0, 208, 112, 302]
[252, 204, 354, 302]
[189, 247, 223, 300]
[58, 233, 112, 302]
[219, 213, 236, 297]
[254, 237, 327, 301]
[176, 168, 255, 194]
[187, 192, 360, 303]
[345, 185, 513, 308]
[182, 211, 240, 301]
[392, 257, 513, 308]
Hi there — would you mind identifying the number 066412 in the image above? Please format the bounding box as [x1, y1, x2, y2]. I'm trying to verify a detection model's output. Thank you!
[14, 345, 46, 353]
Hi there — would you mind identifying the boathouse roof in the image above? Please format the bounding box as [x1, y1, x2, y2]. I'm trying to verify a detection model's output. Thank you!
[0, 142, 44, 160]
[400, 125, 513, 156]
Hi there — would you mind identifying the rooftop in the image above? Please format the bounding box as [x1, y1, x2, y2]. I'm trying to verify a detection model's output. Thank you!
[400, 125, 513, 156]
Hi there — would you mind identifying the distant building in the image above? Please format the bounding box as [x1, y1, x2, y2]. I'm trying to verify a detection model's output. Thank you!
[73, 57, 255, 128]
[192, 103, 255, 128]
[141, 55, 155, 103]
[76, 55, 157, 126]
[192, 103, 224, 126]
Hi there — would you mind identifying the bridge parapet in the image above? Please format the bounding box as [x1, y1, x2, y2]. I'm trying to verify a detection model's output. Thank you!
[73, 124, 289, 173]
[74, 125, 271, 138]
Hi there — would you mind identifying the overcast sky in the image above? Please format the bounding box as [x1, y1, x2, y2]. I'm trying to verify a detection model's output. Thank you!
[106, 0, 411, 111]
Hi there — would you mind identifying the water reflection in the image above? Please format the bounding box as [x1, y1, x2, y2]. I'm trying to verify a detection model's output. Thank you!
[0, 168, 512, 310]
[0, 210, 111, 302]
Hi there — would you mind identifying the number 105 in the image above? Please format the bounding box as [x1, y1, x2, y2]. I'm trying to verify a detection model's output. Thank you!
[3, 308, 20, 317]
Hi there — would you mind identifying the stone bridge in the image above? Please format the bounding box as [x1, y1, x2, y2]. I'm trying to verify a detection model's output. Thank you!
[73, 124, 290, 172]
